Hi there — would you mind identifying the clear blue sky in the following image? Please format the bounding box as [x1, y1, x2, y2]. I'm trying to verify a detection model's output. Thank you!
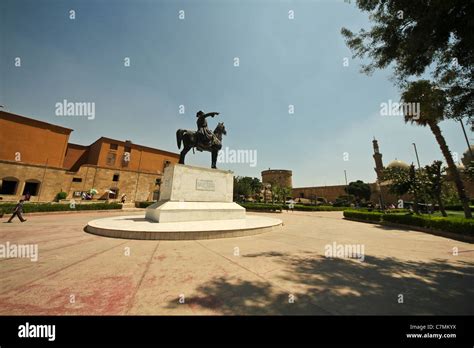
[1, 0, 469, 187]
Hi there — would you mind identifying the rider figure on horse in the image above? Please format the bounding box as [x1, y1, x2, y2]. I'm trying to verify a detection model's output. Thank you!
[196, 110, 220, 151]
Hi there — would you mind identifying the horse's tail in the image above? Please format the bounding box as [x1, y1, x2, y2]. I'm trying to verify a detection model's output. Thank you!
[176, 129, 184, 149]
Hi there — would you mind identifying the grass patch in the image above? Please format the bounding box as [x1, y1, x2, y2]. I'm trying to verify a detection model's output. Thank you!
[344, 209, 474, 237]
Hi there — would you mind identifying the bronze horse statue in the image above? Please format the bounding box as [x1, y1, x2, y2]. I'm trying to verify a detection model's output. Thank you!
[176, 122, 227, 168]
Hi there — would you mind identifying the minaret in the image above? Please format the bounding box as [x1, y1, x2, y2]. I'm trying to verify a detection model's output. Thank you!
[372, 138, 384, 180]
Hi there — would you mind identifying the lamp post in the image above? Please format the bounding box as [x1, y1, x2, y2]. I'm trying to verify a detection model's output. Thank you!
[460, 120, 472, 158]
[412, 143, 421, 169]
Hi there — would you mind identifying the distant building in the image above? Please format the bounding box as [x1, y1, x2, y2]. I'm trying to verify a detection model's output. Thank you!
[291, 138, 474, 204]
[261, 169, 292, 188]
[0, 111, 179, 202]
[291, 139, 414, 203]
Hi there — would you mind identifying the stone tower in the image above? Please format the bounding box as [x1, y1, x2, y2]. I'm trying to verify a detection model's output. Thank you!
[261, 169, 293, 188]
[372, 138, 384, 180]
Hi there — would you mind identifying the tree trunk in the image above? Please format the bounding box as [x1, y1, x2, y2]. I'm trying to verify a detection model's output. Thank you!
[429, 122, 472, 218]
[413, 195, 419, 214]
[437, 195, 447, 217]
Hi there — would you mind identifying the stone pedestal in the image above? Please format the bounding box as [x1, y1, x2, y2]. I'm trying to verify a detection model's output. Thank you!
[145, 164, 245, 223]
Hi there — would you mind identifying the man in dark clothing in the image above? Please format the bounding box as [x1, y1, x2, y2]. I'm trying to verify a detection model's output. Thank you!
[196, 110, 220, 148]
[7, 199, 27, 223]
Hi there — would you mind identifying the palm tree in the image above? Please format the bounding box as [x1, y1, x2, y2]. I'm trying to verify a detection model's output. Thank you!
[401, 80, 472, 218]
[425, 161, 447, 217]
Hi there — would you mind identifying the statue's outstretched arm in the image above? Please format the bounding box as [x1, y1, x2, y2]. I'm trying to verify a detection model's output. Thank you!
[203, 112, 219, 118]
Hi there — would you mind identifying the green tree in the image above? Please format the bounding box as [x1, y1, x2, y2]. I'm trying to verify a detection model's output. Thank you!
[401, 80, 471, 218]
[233, 176, 252, 201]
[465, 161, 474, 181]
[345, 180, 371, 203]
[383, 164, 430, 214]
[341, 0, 473, 121]
[442, 182, 461, 206]
[424, 160, 447, 216]
[233, 176, 264, 201]
[280, 186, 292, 203]
[250, 178, 263, 198]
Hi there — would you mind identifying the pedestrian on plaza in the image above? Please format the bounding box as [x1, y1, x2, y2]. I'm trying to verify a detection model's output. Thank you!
[121, 194, 127, 204]
[7, 199, 27, 223]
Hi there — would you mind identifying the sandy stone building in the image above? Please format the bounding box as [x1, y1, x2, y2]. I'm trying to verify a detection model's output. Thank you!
[261, 169, 293, 188]
[0, 111, 179, 202]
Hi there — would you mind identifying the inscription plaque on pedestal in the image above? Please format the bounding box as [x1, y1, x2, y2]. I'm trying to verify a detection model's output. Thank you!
[196, 179, 215, 191]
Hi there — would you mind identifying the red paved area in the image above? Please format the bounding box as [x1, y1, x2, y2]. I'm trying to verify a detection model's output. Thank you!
[1, 210, 473, 315]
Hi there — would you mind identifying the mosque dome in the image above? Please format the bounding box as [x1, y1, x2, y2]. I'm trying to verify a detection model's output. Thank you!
[387, 159, 410, 170]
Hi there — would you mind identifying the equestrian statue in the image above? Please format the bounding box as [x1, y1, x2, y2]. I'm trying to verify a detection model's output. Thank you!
[176, 110, 227, 169]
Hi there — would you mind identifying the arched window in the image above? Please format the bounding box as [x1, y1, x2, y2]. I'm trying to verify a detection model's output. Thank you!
[0, 177, 19, 195]
[22, 179, 41, 196]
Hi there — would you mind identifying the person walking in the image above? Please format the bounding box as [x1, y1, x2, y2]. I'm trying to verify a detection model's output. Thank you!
[7, 199, 27, 223]
[121, 194, 127, 204]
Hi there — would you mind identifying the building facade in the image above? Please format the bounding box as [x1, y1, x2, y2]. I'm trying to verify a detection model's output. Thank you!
[0, 111, 180, 202]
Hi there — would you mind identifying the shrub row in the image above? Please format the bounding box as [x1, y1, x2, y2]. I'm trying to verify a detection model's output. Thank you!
[443, 205, 474, 211]
[0, 202, 122, 214]
[382, 214, 474, 236]
[239, 203, 283, 212]
[343, 210, 383, 222]
[239, 203, 348, 212]
[284, 204, 347, 211]
[344, 210, 474, 236]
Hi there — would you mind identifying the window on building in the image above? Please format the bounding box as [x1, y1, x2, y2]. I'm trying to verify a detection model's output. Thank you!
[164, 160, 171, 169]
[300, 192, 305, 198]
[72, 177, 82, 183]
[106, 152, 117, 166]
[23, 180, 40, 196]
[110, 143, 118, 150]
[113, 174, 120, 182]
[124, 146, 131, 153]
[152, 190, 160, 201]
[155, 178, 161, 185]
[122, 152, 130, 167]
[0, 178, 19, 195]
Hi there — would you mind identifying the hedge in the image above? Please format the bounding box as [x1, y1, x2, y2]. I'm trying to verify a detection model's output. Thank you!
[343, 210, 383, 222]
[284, 204, 347, 211]
[0, 202, 122, 214]
[443, 205, 474, 211]
[344, 210, 474, 236]
[239, 203, 283, 212]
[383, 214, 474, 236]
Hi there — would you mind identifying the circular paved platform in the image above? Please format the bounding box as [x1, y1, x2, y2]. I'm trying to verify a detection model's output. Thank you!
[85, 214, 282, 240]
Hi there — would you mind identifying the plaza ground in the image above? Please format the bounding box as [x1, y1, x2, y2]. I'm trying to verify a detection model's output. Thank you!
[0, 210, 473, 315]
